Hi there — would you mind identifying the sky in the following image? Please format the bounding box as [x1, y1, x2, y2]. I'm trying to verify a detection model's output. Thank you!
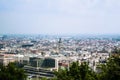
[0, 0, 120, 35]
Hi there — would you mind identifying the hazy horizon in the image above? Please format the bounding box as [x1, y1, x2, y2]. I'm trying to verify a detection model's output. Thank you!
[0, 0, 120, 35]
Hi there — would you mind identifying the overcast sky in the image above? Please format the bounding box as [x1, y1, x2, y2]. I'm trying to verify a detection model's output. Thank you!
[0, 0, 120, 35]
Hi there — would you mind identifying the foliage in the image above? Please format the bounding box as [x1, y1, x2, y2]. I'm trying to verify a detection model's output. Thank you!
[41, 77, 48, 80]
[0, 62, 27, 80]
[54, 54, 120, 80]
[55, 61, 97, 80]
[98, 54, 120, 80]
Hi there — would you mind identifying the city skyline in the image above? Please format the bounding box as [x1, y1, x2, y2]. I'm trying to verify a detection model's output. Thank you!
[0, 0, 120, 35]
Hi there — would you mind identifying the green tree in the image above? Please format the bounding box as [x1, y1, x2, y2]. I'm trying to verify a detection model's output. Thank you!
[0, 62, 27, 80]
[41, 77, 48, 80]
[55, 61, 96, 80]
[54, 68, 72, 80]
[49, 49, 120, 80]
[98, 55, 120, 80]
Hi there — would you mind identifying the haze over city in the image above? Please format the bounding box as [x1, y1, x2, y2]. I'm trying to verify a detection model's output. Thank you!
[0, 0, 120, 35]
[1, 1, 120, 80]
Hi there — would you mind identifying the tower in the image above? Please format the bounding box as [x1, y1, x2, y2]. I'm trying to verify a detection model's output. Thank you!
[58, 38, 62, 54]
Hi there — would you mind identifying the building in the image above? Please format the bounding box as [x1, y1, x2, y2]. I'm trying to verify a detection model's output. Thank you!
[29, 57, 58, 70]
[24, 57, 57, 78]
[0, 54, 15, 66]
[0, 44, 4, 50]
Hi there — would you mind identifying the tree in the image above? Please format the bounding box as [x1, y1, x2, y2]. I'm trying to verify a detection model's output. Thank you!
[54, 68, 72, 80]
[0, 62, 27, 80]
[41, 77, 47, 80]
[54, 55, 120, 80]
[55, 61, 96, 80]
[47, 50, 120, 80]
[98, 54, 120, 80]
